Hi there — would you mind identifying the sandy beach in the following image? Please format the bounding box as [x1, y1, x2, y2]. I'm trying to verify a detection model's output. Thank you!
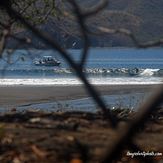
[0, 84, 159, 108]
[0, 85, 162, 163]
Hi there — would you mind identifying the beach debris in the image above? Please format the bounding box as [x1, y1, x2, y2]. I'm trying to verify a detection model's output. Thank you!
[29, 117, 52, 124]
[0, 123, 6, 141]
[0, 110, 162, 162]
[11, 108, 17, 112]
[67, 136, 75, 141]
[12, 157, 22, 163]
[1, 134, 13, 145]
[26, 109, 41, 113]
[30, 145, 47, 158]
[70, 158, 83, 163]
[29, 117, 41, 123]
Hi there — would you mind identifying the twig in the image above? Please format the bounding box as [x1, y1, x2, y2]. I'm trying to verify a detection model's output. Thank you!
[1, 3, 118, 128]
[82, 0, 109, 17]
[102, 85, 163, 162]
[68, 0, 89, 69]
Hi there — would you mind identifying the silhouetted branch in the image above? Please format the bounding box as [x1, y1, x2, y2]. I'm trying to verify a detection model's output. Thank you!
[69, 0, 110, 68]
[68, 0, 89, 69]
[1, 2, 118, 128]
[0, 21, 8, 28]
[0, 1, 163, 162]
[82, 0, 109, 17]
[0, 29, 9, 57]
[102, 85, 163, 162]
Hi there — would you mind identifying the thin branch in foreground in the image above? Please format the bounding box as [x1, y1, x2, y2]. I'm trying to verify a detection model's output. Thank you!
[82, 0, 109, 17]
[0, 29, 9, 57]
[68, 0, 110, 68]
[68, 0, 89, 69]
[1, 3, 118, 128]
[102, 85, 163, 162]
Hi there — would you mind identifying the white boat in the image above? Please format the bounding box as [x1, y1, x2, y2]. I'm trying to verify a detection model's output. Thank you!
[34, 56, 61, 66]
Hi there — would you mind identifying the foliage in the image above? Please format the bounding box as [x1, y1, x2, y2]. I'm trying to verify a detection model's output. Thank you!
[0, 0, 61, 32]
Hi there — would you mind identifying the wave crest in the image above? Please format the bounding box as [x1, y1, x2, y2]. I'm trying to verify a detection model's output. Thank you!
[0, 68, 162, 77]
[53, 68, 162, 77]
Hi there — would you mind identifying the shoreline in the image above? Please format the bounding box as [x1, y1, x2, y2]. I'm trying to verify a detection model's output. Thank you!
[0, 84, 160, 108]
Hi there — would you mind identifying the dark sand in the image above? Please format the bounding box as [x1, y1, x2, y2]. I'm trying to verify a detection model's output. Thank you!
[0, 84, 158, 108]
[0, 111, 163, 162]
[0, 85, 162, 162]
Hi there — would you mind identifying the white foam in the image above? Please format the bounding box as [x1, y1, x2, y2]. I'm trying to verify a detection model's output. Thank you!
[140, 69, 160, 76]
[0, 77, 162, 86]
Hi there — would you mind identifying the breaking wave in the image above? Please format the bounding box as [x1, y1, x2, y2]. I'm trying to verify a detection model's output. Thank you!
[0, 68, 162, 77]
[0, 77, 162, 86]
[52, 68, 163, 77]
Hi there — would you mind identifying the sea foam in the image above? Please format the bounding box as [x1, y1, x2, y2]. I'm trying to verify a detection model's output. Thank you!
[0, 77, 162, 86]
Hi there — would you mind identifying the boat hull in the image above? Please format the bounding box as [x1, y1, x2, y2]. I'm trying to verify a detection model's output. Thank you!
[34, 62, 61, 66]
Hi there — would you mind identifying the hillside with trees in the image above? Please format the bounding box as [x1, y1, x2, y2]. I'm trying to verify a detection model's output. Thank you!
[3, 0, 163, 48]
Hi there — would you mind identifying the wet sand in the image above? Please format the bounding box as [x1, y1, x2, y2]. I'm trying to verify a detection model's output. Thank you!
[0, 84, 158, 108]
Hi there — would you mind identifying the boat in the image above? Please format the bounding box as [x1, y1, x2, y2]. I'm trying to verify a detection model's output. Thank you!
[34, 56, 61, 66]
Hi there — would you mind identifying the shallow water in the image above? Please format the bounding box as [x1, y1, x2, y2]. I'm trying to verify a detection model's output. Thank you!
[0, 91, 152, 113]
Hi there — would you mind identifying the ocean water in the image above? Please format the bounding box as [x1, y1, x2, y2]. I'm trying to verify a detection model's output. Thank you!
[0, 48, 163, 112]
[0, 48, 163, 85]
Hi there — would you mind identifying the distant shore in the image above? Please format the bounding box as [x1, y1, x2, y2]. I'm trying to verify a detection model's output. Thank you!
[0, 84, 159, 108]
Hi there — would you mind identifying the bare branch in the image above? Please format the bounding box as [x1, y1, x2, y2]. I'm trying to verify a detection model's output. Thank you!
[0, 21, 8, 28]
[68, 0, 89, 69]
[1, 3, 118, 127]
[0, 29, 9, 57]
[82, 0, 109, 17]
[0, 1, 163, 162]
[102, 85, 163, 162]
